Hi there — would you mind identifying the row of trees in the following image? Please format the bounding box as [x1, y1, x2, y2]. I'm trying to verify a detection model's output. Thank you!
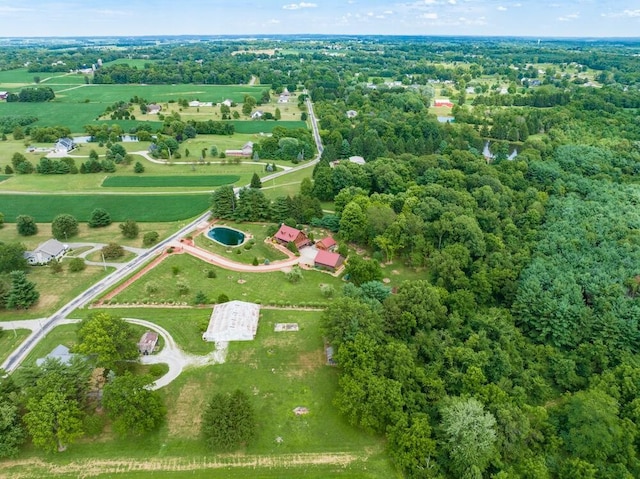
[5, 87, 55, 103]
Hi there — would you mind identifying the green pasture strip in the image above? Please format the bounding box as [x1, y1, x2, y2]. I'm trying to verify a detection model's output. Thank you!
[93, 119, 163, 131]
[231, 120, 307, 134]
[101, 175, 239, 188]
[103, 58, 159, 68]
[0, 101, 105, 132]
[0, 193, 210, 222]
[108, 253, 342, 307]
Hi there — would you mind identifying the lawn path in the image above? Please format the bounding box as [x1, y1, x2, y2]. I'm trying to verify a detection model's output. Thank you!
[0, 451, 366, 478]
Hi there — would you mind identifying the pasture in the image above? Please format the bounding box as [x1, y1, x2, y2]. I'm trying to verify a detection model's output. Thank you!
[102, 175, 240, 188]
[0, 193, 210, 222]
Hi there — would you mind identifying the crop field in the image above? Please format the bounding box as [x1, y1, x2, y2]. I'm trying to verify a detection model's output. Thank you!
[102, 175, 240, 188]
[231, 120, 307, 133]
[0, 193, 210, 222]
[0, 82, 268, 133]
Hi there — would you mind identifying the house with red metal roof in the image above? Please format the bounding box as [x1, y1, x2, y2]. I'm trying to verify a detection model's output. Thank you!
[274, 224, 310, 249]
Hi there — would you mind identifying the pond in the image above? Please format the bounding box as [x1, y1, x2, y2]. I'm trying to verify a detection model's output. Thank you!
[207, 226, 246, 247]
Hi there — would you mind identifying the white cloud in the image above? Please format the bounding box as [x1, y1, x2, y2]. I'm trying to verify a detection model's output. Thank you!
[421, 12, 438, 19]
[602, 9, 640, 18]
[266, 18, 280, 24]
[558, 13, 579, 21]
[497, 6, 507, 11]
[282, 2, 317, 10]
[448, 0, 457, 4]
[384, 10, 394, 15]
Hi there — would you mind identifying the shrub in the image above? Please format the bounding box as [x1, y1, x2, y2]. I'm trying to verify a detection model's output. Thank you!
[252, 257, 259, 266]
[172, 266, 180, 276]
[68, 257, 86, 272]
[149, 364, 165, 378]
[320, 283, 335, 298]
[176, 280, 190, 295]
[206, 269, 217, 278]
[143, 231, 159, 246]
[286, 241, 299, 254]
[217, 293, 229, 303]
[144, 281, 159, 295]
[16, 215, 38, 236]
[285, 267, 303, 283]
[88, 208, 112, 228]
[119, 219, 139, 238]
[194, 291, 208, 305]
[49, 261, 63, 274]
[101, 242, 124, 260]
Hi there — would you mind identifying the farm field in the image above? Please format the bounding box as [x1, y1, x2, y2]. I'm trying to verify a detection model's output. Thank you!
[2, 309, 393, 479]
[0, 193, 210, 222]
[102, 175, 240, 188]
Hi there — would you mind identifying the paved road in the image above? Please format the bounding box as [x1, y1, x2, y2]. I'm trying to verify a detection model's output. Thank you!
[1, 96, 324, 377]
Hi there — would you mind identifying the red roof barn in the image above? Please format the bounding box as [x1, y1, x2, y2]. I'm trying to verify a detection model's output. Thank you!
[434, 99, 454, 108]
[314, 250, 344, 272]
[316, 236, 337, 251]
[274, 225, 310, 248]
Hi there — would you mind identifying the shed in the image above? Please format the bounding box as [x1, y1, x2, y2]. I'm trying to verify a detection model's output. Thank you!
[316, 236, 337, 251]
[138, 331, 159, 355]
[314, 250, 344, 272]
[202, 300, 260, 342]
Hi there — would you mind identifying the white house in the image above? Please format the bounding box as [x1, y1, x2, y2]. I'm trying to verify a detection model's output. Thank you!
[24, 239, 69, 265]
[221, 99, 233, 107]
[346, 110, 358, 119]
[251, 110, 264, 120]
[202, 301, 260, 342]
[225, 141, 254, 158]
[55, 137, 75, 154]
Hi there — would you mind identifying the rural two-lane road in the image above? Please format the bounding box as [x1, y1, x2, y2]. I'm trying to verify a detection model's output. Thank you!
[1, 96, 323, 374]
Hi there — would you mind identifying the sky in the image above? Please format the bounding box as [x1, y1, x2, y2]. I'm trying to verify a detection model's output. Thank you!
[0, 0, 639, 38]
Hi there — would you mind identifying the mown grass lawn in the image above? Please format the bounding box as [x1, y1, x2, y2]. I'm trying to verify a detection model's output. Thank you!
[0, 328, 31, 364]
[0, 264, 113, 322]
[193, 221, 288, 265]
[107, 253, 343, 307]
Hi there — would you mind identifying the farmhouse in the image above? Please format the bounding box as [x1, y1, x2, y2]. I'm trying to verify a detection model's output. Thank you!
[314, 250, 344, 272]
[251, 110, 264, 119]
[434, 99, 454, 108]
[36, 345, 77, 367]
[138, 331, 159, 355]
[0, 91, 8, 100]
[221, 99, 233, 107]
[55, 137, 75, 154]
[24, 239, 69, 265]
[147, 104, 162, 114]
[189, 100, 213, 107]
[346, 109, 358, 118]
[225, 141, 254, 157]
[316, 236, 337, 251]
[348, 155, 366, 165]
[202, 300, 260, 342]
[274, 224, 311, 249]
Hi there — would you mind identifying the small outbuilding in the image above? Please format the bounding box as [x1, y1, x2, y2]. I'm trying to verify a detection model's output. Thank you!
[202, 300, 261, 342]
[316, 236, 337, 251]
[138, 331, 159, 355]
[55, 137, 75, 154]
[314, 250, 344, 272]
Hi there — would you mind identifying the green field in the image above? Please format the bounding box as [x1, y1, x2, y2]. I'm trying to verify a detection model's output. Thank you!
[0, 83, 268, 133]
[0, 193, 210, 222]
[108, 253, 342, 307]
[102, 175, 240, 188]
[231, 120, 306, 133]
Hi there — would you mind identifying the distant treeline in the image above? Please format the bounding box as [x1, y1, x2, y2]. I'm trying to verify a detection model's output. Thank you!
[6, 87, 55, 103]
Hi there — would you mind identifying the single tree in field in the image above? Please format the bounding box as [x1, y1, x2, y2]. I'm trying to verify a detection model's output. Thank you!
[51, 214, 78, 240]
[16, 215, 37, 236]
[133, 161, 145, 173]
[250, 172, 262, 189]
[202, 389, 256, 450]
[102, 373, 165, 437]
[101, 242, 124, 259]
[6, 270, 39, 309]
[74, 312, 138, 371]
[88, 208, 111, 228]
[119, 219, 139, 239]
